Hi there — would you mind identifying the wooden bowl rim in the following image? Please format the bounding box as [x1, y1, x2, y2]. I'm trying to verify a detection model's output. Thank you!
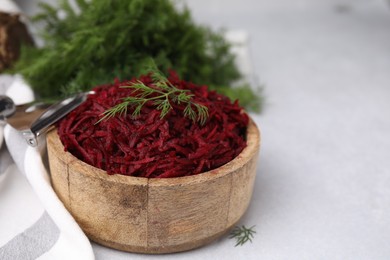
[47, 118, 260, 187]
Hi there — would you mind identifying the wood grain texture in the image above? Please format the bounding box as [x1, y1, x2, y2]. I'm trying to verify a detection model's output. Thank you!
[47, 119, 260, 254]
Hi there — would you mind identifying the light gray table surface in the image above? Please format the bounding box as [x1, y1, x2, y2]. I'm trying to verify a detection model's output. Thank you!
[12, 0, 390, 259]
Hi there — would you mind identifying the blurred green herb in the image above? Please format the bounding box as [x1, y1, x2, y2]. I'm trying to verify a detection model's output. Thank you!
[12, 0, 262, 111]
[229, 225, 256, 246]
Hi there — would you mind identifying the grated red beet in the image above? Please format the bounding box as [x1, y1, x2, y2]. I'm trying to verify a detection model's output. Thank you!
[58, 72, 249, 178]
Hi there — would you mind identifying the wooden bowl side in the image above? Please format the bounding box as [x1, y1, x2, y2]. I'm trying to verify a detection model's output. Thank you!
[47, 131, 150, 252]
[145, 119, 260, 253]
[47, 119, 260, 254]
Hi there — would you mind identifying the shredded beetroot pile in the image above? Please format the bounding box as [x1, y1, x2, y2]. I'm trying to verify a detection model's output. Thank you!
[58, 72, 249, 178]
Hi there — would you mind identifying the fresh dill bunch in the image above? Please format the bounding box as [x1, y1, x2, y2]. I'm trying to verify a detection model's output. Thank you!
[229, 225, 256, 246]
[98, 70, 209, 125]
[11, 0, 262, 112]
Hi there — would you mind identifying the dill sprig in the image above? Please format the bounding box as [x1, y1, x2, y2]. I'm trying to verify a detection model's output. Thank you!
[229, 225, 256, 246]
[97, 71, 208, 124]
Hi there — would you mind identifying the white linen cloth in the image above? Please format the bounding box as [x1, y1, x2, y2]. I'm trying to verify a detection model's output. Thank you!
[0, 76, 94, 259]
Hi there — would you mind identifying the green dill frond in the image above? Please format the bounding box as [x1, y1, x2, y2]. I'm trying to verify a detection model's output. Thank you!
[131, 102, 144, 118]
[229, 225, 256, 246]
[12, 0, 262, 111]
[157, 99, 172, 119]
[96, 101, 129, 123]
[98, 71, 208, 124]
[183, 103, 196, 122]
[194, 103, 209, 125]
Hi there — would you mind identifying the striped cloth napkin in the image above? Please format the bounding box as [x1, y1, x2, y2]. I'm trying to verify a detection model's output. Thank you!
[0, 75, 94, 260]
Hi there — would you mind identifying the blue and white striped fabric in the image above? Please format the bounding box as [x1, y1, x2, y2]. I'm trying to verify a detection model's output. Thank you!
[0, 75, 94, 260]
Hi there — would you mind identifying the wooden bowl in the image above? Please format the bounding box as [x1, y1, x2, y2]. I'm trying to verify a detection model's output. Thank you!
[47, 119, 260, 254]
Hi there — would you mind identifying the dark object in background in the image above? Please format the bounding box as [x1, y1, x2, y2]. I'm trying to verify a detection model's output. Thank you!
[0, 11, 34, 72]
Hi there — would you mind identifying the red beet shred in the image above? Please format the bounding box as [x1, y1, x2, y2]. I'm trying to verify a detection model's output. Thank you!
[58, 72, 249, 178]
